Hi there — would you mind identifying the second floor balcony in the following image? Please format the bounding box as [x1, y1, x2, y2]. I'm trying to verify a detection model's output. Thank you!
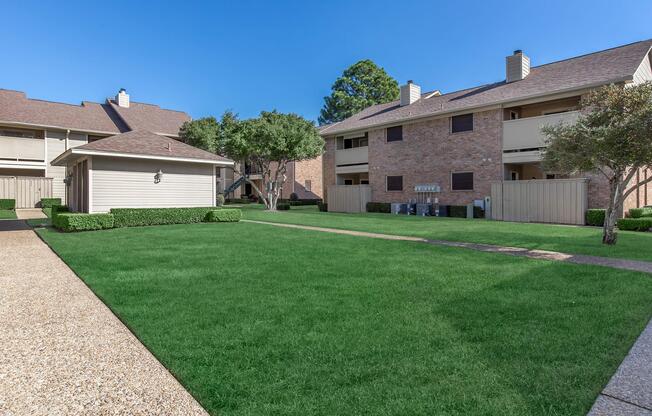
[0, 135, 46, 164]
[335, 145, 368, 167]
[502, 110, 579, 163]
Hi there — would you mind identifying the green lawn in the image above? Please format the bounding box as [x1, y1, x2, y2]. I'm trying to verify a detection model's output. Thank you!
[241, 205, 652, 261]
[0, 209, 17, 219]
[38, 222, 652, 415]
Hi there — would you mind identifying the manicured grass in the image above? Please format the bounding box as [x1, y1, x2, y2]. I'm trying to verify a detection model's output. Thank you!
[242, 205, 652, 261]
[0, 209, 17, 219]
[38, 222, 652, 415]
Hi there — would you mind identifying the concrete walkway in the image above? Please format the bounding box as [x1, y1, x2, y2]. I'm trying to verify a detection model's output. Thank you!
[0, 220, 208, 415]
[243, 220, 652, 274]
[15, 208, 47, 220]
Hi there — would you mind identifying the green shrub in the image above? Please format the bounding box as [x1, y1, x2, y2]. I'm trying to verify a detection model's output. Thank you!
[277, 203, 290, 210]
[225, 198, 252, 204]
[278, 199, 322, 206]
[40, 198, 62, 208]
[617, 217, 652, 231]
[629, 207, 652, 218]
[448, 205, 467, 218]
[0, 199, 15, 210]
[586, 209, 606, 226]
[206, 209, 241, 222]
[473, 206, 485, 219]
[216, 194, 225, 207]
[53, 213, 114, 232]
[50, 204, 69, 221]
[318, 202, 327, 212]
[110, 207, 216, 228]
[366, 202, 391, 213]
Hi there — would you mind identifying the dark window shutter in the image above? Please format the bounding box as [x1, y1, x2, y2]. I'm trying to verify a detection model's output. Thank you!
[451, 114, 474, 133]
[452, 172, 473, 190]
[387, 175, 403, 191]
[387, 126, 403, 142]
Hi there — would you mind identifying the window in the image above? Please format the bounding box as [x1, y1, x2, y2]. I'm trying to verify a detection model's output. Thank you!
[451, 172, 473, 191]
[510, 171, 519, 181]
[305, 179, 311, 191]
[360, 179, 369, 185]
[344, 179, 353, 185]
[509, 111, 519, 120]
[451, 113, 473, 133]
[337, 133, 369, 150]
[546, 174, 556, 180]
[215, 168, 221, 178]
[386, 125, 403, 142]
[386, 175, 403, 191]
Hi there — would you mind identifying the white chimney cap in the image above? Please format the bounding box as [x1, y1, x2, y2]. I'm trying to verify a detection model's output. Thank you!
[400, 81, 421, 106]
[116, 88, 130, 108]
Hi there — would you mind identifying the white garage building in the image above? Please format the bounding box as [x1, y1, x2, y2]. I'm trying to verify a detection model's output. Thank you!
[51, 130, 233, 213]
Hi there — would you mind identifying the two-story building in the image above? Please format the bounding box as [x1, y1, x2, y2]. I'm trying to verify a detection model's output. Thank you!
[320, 39, 652, 221]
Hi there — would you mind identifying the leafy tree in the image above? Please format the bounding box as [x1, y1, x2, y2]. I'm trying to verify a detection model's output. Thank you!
[178, 116, 220, 153]
[319, 59, 399, 125]
[218, 111, 324, 210]
[542, 82, 652, 245]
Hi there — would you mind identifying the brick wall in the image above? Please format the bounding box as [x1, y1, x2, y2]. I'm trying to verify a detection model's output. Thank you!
[367, 109, 503, 205]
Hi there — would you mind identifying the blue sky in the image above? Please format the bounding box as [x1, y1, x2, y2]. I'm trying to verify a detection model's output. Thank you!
[3, 0, 652, 122]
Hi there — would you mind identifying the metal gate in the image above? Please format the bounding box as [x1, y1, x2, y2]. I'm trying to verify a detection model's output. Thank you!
[0, 176, 53, 208]
[490, 178, 588, 225]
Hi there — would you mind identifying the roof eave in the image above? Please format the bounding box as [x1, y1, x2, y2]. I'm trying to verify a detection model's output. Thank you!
[0, 120, 120, 136]
[320, 75, 633, 137]
[51, 148, 234, 166]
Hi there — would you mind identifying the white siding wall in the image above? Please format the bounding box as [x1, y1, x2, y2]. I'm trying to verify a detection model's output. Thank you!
[633, 53, 652, 84]
[46, 130, 88, 201]
[91, 156, 214, 212]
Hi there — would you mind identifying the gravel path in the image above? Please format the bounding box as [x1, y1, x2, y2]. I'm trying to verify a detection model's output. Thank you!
[243, 220, 652, 274]
[0, 221, 208, 415]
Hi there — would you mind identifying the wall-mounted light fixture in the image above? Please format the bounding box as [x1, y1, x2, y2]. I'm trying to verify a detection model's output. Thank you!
[63, 174, 73, 186]
[154, 169, 163, 184]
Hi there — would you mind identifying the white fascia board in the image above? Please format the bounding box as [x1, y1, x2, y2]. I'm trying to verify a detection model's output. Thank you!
[52, 148, 234, 166]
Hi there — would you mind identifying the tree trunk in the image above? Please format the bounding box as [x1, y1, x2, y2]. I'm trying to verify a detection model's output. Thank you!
[602, 178, 623, 245]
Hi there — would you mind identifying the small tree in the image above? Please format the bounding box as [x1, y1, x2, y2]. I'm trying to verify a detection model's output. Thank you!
[319, 59, 399, 125]
[542, 82, 652, 245]
[219, 111, 323, 210]
[178, 116, 220, 153]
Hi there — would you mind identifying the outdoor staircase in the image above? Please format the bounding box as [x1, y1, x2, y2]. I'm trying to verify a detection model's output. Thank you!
[223, 176, 245, 195]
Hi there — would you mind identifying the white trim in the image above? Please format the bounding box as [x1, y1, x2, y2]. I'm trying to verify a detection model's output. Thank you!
[51, 148, 234, 167]
[0, 162, 46, 170]
[43, 131, 48, 176]
[212, 165, 216, 206]
[87, 157, 93, 213]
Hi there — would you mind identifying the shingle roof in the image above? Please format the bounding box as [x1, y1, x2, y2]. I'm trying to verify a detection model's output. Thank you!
[321, 39, 652, 135]
[0, 89, 190, 136]
[69, 130, 232, 163]
[0, 90, 125, 133]
[107, 100, 190, 136]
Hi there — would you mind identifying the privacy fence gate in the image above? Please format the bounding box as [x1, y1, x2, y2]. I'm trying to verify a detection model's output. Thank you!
[490, 178, 588, 225]
[0, 176, 53, 208]
[327, 185, 372, 213]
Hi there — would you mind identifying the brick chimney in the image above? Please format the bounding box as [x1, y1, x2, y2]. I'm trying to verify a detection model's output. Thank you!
[506, 50, 530, 83]
[116, 88, 130, 108]
[400, 80, 421, 106]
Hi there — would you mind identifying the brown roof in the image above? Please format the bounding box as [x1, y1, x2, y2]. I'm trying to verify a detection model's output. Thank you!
[61, 130, 231, 164]
[0, 90, 190, 136]
[322, 39, 652, 135]
[107, 100, 190, 136]
[0, 90, 125, 133]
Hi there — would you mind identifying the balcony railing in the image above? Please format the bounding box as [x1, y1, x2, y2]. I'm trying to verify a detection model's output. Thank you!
[335, 146, 368, 166]
[503, 111, 580, 152]
[0, 136, 45, 162]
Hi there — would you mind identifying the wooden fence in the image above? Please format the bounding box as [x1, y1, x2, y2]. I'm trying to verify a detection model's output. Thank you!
[490, 178, 588, 225]
[327, 185, 372, 213]
[0, 176, 53, 208]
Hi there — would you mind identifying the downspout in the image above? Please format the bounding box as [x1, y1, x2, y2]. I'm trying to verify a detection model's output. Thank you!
[65, 129, 70, 204]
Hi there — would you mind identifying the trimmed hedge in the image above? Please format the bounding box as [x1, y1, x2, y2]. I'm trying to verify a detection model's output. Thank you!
[0, 199, 15, 210]
[367, 202, 391, 213]
[448, 205, 468, 218]
[40, 198, 62, 208]
[278, 199, 322, 206]
[225, 198, 252, 205]
[318, 202, 327, 212]
[617, 217, 652, 232]
[277, 203, 290, 210]
[206, 209, 242, 222]
[629, 207, 652, 218]
[586, 209, 606, 226]
[51, 204, 69, 220]
[110, 207, 216, 228]
[53, 213, 114, 232]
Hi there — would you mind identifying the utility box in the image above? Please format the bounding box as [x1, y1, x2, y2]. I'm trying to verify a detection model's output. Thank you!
[391, 203, 407, 214]
[416, 203, 433, 216]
